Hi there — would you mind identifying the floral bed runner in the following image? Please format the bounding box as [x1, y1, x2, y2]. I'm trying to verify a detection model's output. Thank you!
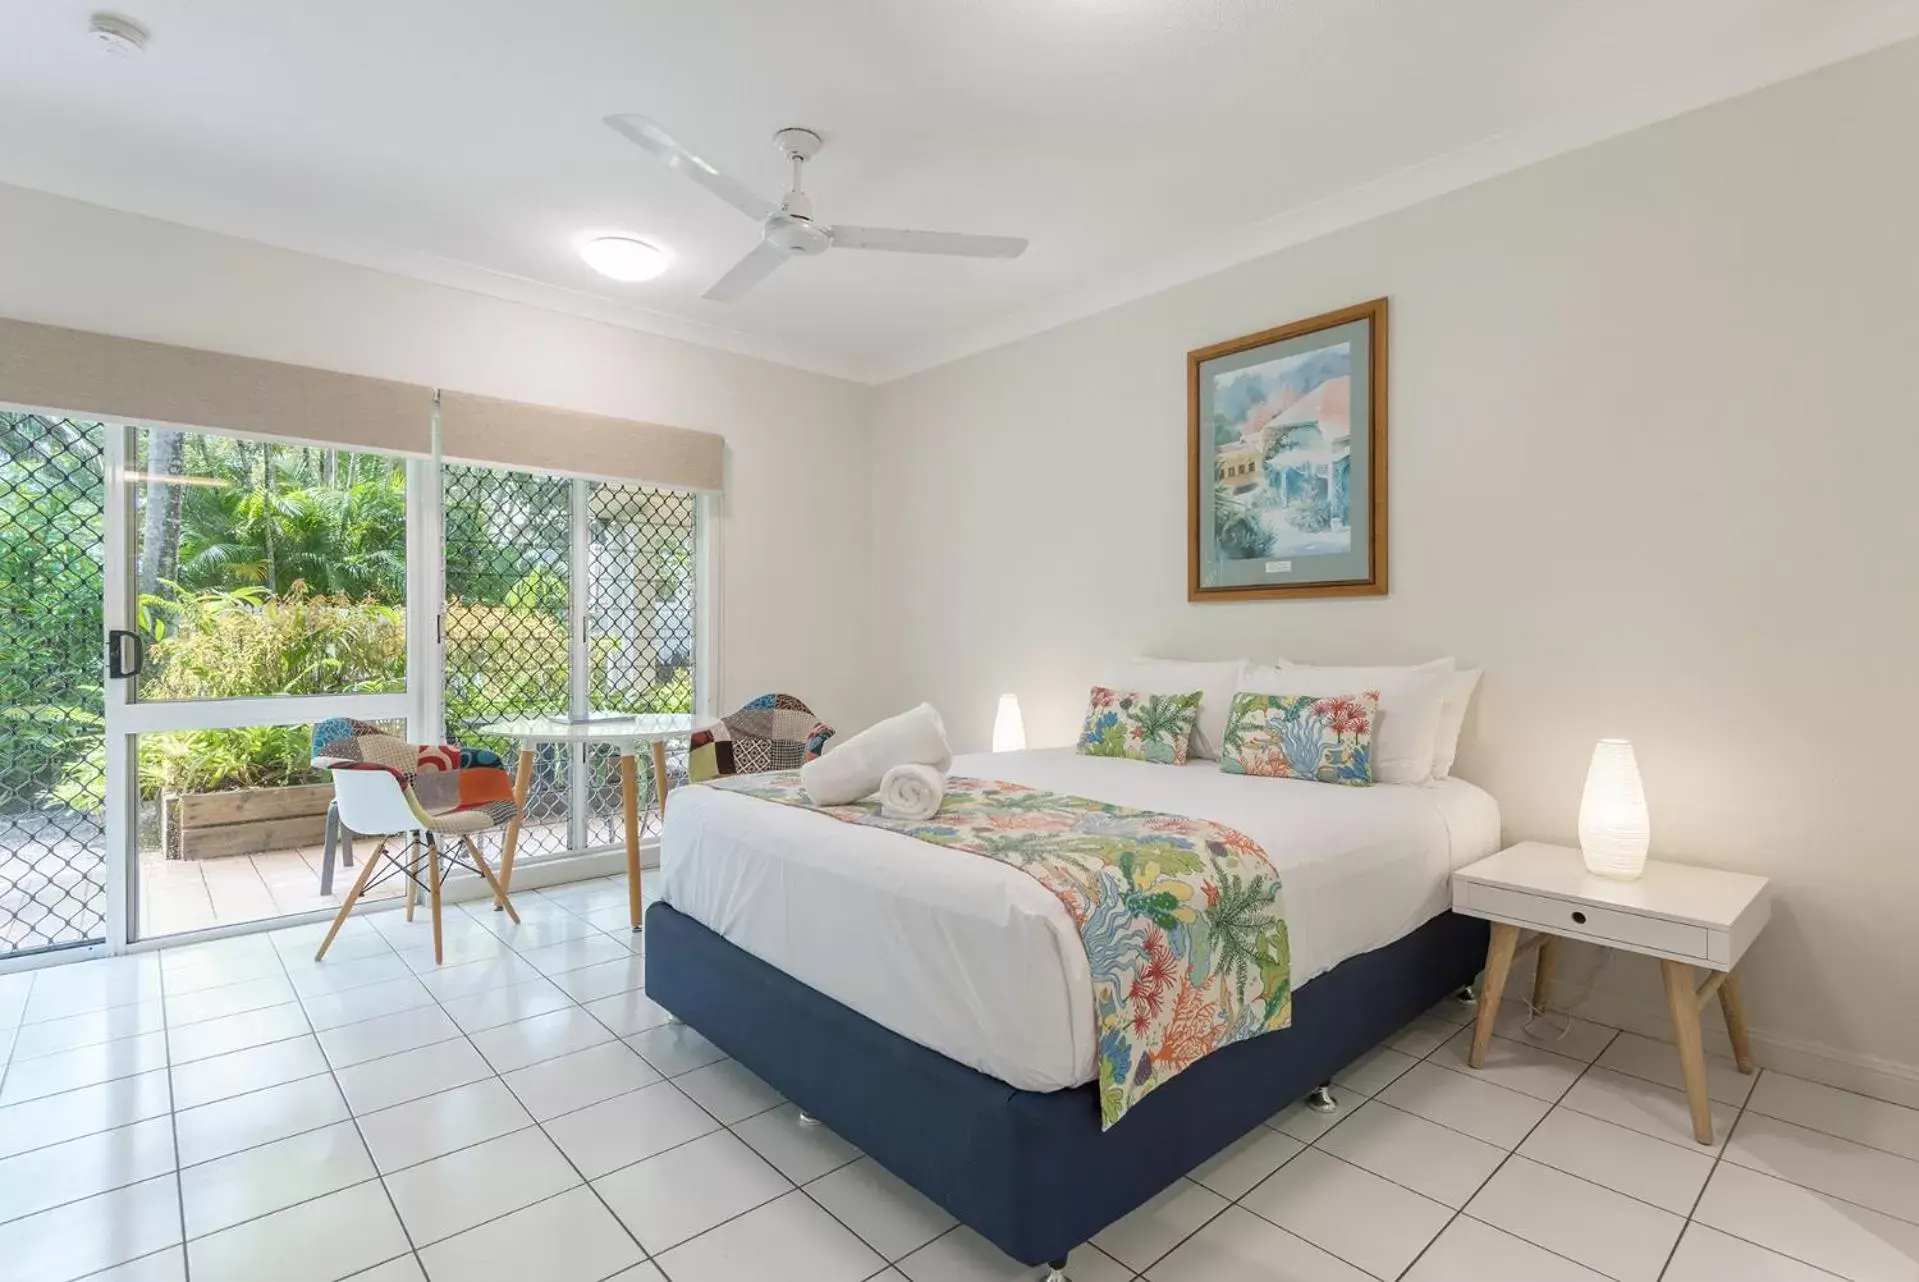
[707, 771, 1291, 1128]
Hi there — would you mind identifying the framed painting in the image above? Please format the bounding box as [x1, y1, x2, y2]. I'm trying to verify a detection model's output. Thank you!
[1188, 298, 1387, 600]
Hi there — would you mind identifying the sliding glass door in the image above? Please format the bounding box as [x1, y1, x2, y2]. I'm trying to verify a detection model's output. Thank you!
[121, 425, 411, 939]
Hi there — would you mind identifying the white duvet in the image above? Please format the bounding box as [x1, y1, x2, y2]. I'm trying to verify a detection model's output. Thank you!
[660, 748, 1499, 1091]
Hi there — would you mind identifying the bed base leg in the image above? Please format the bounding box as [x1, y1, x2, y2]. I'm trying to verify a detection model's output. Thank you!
[1306, 1082, 1339, 1113]
[1044, 1258, 1070, 1282]
[665, 1013, 684, 1025]
[1453, 984, 1478, 1007]
[797, 1110, 823, 1127]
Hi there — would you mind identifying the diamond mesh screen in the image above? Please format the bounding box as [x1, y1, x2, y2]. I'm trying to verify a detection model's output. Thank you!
[584, 483, 697, 846]
[1, 413, 108, 956]
[442, 465, 574, 860]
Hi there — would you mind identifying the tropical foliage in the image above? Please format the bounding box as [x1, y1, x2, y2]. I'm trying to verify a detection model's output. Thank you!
[1219, 691, 1376, 786]
[713, 770, 1291, 1129]
[1076, 686, 1204, 766]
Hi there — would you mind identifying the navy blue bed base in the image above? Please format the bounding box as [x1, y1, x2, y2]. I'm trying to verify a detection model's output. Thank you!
[645, 902, 1488, 1266]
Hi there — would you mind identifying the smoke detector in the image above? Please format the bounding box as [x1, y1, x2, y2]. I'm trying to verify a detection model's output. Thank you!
[89, 13, 150, 57]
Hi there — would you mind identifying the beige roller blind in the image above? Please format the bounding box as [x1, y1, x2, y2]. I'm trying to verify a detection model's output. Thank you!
[438, 391, 724, 492]
[0, 317, 435, 453]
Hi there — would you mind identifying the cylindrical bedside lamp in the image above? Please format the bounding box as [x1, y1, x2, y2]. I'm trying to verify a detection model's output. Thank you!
[1578, 738, 1650, 879]
[992, 694, 1026, 753]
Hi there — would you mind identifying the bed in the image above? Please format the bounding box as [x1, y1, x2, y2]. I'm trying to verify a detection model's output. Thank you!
[647, 748, 1499, 1269]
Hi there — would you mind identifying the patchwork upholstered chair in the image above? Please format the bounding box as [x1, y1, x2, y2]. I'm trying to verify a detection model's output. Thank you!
[687, 693, 835, 783]
[309, 717, 523, 964]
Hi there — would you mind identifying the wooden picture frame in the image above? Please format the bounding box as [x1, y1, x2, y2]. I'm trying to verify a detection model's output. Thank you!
[1188, 298, 1388, 601]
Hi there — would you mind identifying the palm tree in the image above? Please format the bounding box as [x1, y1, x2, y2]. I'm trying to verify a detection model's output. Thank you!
[174, 469, 406, 602]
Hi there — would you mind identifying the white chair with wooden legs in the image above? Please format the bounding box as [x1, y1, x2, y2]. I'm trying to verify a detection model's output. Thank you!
[311, 740, 523, 965]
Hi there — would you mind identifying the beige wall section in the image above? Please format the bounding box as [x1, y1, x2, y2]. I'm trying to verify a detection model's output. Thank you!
[870, 42, 1919, 1081]
[0, 179, 877, 735]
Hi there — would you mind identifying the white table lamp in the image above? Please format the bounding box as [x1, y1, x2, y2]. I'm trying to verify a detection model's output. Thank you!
[1578, 738, 1650, 879]
[992, 694, 1026, 752]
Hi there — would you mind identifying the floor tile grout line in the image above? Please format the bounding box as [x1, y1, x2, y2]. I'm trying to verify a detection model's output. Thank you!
[31, 892, 1863, 1282]
[391, 894, 939, 1280]
[366, 901, 664, 1275]
[1378, 1017, 1623, 1281]
[0, 895, 654, 1258]
[265, 922, 431, 1281]
[1119, 1015, 1482, 1281]
[1657, 1085, 1883, 1282]
[1658, 1070, 1753, 1282]
[155, 939, 193, 1282]
[0, 966, 32, 1100]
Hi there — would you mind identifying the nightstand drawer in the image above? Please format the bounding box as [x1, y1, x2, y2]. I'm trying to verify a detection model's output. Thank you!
[1460, 882, 1710, 960]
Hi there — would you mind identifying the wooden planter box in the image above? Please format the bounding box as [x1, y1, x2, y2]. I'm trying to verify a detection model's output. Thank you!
[163, 782, 335, 861]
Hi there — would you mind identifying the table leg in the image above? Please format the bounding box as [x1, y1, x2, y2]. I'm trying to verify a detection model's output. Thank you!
[498, 746, 535, 900]
[621, 751, 642, 931]
[1718, 969, 1756, 1074]
[1532, 935, 1561, 1013]
[1469, 922, 1520, 1068]
[1661, 959, 1717, 1144]
[650, 739, 671, 818]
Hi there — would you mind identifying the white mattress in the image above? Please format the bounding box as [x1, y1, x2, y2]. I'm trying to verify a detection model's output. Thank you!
[660, 748, 1500, 1092]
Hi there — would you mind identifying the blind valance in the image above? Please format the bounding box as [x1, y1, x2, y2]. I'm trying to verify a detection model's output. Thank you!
[0, 317, 435, 454]
[438, 391, 724, 493]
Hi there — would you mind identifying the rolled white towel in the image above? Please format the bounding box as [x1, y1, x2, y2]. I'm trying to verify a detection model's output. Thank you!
[879, 763, 945, 821]
[800, 702, 952, 805]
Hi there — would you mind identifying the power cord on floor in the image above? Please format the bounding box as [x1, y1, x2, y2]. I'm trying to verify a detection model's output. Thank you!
[1519, 943, 1609, 1044]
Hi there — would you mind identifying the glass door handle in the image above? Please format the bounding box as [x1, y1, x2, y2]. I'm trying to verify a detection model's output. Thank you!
[107, 629, 146, 679]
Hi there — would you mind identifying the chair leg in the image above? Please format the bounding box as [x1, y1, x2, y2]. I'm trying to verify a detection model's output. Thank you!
[463, 835, 520, 924]
[427, 833, 444, 966]
[314, 841, 388, 962]
[405, 835, 421, 922]
[320, 801, 339, 897]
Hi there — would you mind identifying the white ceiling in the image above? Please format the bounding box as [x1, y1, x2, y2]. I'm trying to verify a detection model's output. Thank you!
[1, 1, 1915, 383]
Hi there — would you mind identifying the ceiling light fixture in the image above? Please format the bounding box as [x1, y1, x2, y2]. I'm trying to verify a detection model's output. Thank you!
[89, 12, 150, 57]
[578, 235, 669, 282]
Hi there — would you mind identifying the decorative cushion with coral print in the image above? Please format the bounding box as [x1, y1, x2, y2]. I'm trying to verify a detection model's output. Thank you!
[1219, 691, 1379, 786]
[1075, 686, 1205, 765]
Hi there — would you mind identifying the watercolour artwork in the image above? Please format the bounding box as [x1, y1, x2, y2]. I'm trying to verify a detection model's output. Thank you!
[1189, 299, 1386, 600]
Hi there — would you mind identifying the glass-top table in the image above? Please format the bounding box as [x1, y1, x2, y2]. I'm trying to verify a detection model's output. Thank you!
[476, 714, 716, 929]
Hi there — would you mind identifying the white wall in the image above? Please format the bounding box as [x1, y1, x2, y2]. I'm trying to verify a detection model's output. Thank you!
[870, 41, 1919, 1086]
[0, 180, 877, 734]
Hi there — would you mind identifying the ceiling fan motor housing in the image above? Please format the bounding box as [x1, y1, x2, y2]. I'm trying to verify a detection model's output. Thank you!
[765, 213, 830, 256]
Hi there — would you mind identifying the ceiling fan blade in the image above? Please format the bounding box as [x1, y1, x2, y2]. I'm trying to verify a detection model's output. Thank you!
[703, 240, 789, 302]
[604, 114, 775, 222]
[829, 225, 1028, 258]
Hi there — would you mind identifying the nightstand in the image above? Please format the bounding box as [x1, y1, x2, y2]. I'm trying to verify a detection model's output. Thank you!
[1451, 841, 1771, 1144]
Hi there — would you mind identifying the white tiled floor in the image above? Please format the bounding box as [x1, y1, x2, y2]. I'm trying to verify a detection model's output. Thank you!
[6, 889, 1919, 1281]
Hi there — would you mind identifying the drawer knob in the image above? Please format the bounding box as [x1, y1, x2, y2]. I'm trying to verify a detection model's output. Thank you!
[1570, 910, 1588, 925]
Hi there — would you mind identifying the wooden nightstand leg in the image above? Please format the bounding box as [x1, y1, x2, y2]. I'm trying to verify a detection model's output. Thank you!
[1532, 935, 1561, 1012]
[1470, 923, 1520, 1068]
[1718, 969, 1756, 1074]
[1661, 959, 1716, 1145]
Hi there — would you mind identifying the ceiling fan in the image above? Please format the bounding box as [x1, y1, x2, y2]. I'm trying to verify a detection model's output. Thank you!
[604, 114, 1029, 302]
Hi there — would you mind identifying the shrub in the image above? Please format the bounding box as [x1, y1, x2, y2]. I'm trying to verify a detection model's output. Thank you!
[141, 584, 405, 699]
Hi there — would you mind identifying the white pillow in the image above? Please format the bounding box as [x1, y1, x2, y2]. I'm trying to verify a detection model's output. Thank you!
[1101, 658, 1246, 761]
[1431, 668, 1482, 779]
[1240, 658, 1452, 785]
